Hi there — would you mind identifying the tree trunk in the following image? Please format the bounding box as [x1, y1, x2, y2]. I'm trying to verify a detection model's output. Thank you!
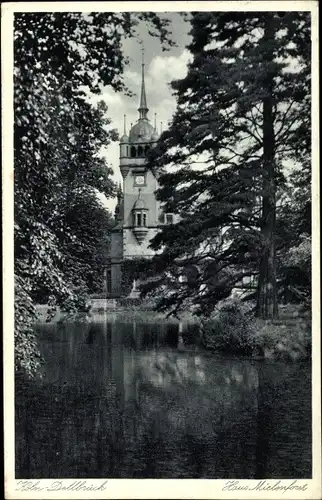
[256, 14, 278, 319]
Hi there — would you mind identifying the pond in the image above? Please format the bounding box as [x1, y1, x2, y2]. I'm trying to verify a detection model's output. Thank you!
[15, 314, 311, 479]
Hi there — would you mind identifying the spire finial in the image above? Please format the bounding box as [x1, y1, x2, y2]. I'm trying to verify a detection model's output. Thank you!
[154, 112, 157, 130]
[123, 114, 127, 135]
[138, 42, 148, 120]
[161, 121, 163, 133]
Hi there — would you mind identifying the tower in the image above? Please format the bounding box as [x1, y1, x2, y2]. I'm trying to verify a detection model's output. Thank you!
[108, 48, 165, 297]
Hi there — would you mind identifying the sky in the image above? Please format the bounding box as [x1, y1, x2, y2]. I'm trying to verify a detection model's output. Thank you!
[87, 13, 192, 212]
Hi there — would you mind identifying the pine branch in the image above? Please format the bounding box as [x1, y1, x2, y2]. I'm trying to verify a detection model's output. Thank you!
[274, 100, 296, 138]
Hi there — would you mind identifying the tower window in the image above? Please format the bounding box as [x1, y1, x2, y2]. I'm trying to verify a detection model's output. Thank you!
[134, 211, 148, 227]
[131, 146, 137, 158]
[138, 145, 143, 157]
[164, 213, 174, 224]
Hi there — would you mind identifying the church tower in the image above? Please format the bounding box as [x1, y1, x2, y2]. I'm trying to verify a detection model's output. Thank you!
[108, 49, 165, 297]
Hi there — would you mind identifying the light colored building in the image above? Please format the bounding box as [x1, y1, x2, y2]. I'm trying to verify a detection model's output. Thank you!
[107, 53, 174, 297]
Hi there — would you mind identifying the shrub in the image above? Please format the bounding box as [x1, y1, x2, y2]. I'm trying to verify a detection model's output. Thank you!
[253, 318, 311, 361]
[15, 275, 43, 378]
[200, 298, 256, 355]
[200, 297, 311, 361]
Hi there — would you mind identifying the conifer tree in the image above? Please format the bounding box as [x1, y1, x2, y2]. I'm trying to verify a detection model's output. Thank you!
[144, 11, 311, 319]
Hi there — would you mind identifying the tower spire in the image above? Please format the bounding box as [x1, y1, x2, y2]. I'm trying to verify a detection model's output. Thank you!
[123, 114, 127, 135]
[138, 45, 148, 120]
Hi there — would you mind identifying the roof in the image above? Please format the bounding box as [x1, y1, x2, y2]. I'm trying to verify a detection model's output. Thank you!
[133, 197, 147, 210]
[129, 119, 155, 143]
[133, 190, 148, 210]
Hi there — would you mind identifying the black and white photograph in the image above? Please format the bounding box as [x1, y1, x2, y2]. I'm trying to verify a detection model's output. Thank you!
[2, 1, 320, 498]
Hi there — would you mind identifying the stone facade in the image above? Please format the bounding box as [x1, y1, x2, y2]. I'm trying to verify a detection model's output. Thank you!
[108, 53, 173, 297]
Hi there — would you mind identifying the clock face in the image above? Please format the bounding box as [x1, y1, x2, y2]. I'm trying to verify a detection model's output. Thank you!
[135, 175, 145, 185]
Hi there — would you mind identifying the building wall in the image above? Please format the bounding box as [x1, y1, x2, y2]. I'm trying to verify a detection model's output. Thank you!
[111, 262, 122, 296]
[110, 229, 123, 260]
[108, 111, 165, 293]
[123, 227, 159, 258]
[123, 168, 160, 229]
[110, 229, 123, 296]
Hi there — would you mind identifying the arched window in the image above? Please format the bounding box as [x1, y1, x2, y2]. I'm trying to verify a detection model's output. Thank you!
[126, 146, 129, 157]
[131, 146, 137, 158]
[138, 145, 143, 157]
[143, 213, 147, 226]
[145, 145, 150, 155]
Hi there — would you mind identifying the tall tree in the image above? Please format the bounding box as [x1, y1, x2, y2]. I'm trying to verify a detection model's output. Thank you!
[143, 11, 311, 319]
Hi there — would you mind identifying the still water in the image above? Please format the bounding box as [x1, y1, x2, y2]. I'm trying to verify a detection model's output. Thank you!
[15, 314, 311, 479]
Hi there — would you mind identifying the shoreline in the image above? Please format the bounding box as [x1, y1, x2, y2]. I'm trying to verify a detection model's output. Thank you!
[34, 303, 311, 364]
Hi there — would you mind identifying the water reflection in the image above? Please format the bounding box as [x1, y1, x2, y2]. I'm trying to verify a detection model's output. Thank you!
[15, 317, 311, 479]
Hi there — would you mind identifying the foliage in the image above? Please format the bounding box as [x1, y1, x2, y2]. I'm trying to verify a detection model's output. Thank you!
[14, 12, 174, 377]
[252, 316, 311, 361]
[276, 167, 311, 308]
[143, 12, 311, 319]
[121, 258, 157, 297]
[14, 12, 175, 98]
[200, 298, 311, 360]
[278, 235, 311, 308]
[14, 274, 43, 378]
[200, 298, 256, 354]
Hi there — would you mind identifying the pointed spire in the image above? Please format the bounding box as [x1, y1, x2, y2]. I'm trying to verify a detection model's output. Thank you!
[123, 114, 127, 135]
[160, 121, 163, 133]
[154, 112, 157, 131]
[138, 45, 149, 120]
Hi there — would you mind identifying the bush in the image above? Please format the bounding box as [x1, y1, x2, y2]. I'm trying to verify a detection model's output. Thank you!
[253, 318, 311, 361]
[200, 298, 311, 361]
[200, 298, 256, 355]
